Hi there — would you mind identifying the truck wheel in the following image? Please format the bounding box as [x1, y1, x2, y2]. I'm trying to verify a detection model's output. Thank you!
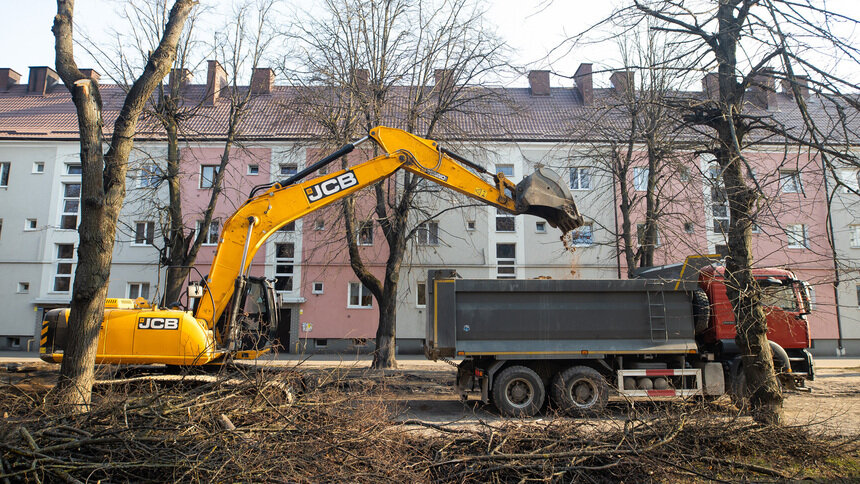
[551, 366, 608, 415]
[492, 365, 545, 417]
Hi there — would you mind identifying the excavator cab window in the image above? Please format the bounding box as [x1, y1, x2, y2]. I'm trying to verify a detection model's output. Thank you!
[233, 277, 279, 351]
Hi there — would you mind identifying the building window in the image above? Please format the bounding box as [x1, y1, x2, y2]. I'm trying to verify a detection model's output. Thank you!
[358, 221, 373, 246]
[127, 282, 150, 300]
[315, 338, 328, 348]
[275, 243, 294, 291]
[279, 164, 298, 177]
[247, 164, 259, 175]
[496, 243, 516, 279]
[786, 224, 808, 248]
[571, 223, 594, 246]
[200, 165, 220, 188]
[637, 223, 661, 248]
[850, 225, 860, 248]
[198, 220, 220, 245]
[495, 164, 514, 178]
[417, 221, 439, 245]
[25, 218, 38, 231]
[137, 163, 161, 188]
[66, 163, 82, 175]
[569, 167, 590, 190]
[279, 221, 296, 232]
[633, 167, 649, 191]
[60, 182, 81, 230]
[133, 221, 155, 245]
[684, 222, 695, 233]
[53, 243, 74, 292]
[312, 282, 324, 294]
[0, 162, 10, 187]
[33, 162, 45, 174]
[536, 221, 547, 233]
[416, 281, 426, 307]
[780, 171, 802, 193]
[838, 169, 859, 193]
[314, 218, 325, 231]
[679, 167, 691, 182]
[0, 218, 3, 239]
[17, 282, 29, 293]
[708, 166, 729, 233]
[495, 208, 515, 232]
[348, 282, 373, 308]
[466, 220, 476, 231]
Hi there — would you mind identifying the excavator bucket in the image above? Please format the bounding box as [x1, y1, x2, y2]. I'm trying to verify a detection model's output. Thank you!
[515, 168, 584, 234]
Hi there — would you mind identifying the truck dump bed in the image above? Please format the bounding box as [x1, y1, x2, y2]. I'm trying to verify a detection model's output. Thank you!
[425, 270, 698, 359]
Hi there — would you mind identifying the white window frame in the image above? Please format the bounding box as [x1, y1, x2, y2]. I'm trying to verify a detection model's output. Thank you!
[569, 167, 591, 190]
[416, 281, 427, 308]
[495, 164, 514, 178]
[17, 282, 29, 293]
[32, 162, 45, 174]
[637, 223, 661, 247]
[786, 224, 808, 249]
[200, 165, 220, 189]
[633, 167, 649, 192]
[838, 168, 859, 193]
[466, 220, 476, 231]
[314, 218, 325, 231]
[312, 281, 324, 294]
[495, 208, 515, 232]
[850, 225, 860, 248]
[416, 221, 439, 246]
[137, 163, 161, 188]
[357, 221, 374, 246]
[0, 162, 10, 187]
[53, 243, 75, 293]
[247, 164, 259, 175]
[133, 221, 155, 246]
[127, 282, 150, 300]
[60, 182, 81, 230]
[496, 243, 516, 279]
[535, 221, 547, 233]
[25, 218, 38, 231]
[347, 282, 373, 308]
[780, 171, 802, 193]
[198, 219, 220, 246]
[279, 163, 298, 177]
[571, 223, 594, 246]
[65, 163, 82, 175]
[275, 243, 295, 292]
[679, 167, 691, 182]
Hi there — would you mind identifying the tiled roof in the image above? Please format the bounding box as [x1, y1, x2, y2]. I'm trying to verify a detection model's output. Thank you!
[0, 81, 856, 144]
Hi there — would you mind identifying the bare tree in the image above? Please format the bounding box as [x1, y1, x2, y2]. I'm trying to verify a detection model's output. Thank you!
[52, 0, 195, 410]
[286, 0, 506, 368]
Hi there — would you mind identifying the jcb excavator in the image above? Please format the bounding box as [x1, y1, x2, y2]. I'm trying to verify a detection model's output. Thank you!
[40, 126, 583, 365]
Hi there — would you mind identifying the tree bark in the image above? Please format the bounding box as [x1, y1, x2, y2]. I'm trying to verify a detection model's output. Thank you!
[52, 0, 194, 411]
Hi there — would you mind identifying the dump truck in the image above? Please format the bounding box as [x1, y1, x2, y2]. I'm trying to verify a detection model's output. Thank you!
[424, 257, 815, 416]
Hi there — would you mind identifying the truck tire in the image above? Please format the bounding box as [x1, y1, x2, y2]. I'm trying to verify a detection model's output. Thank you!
[691, 289, 710, 334]
[492, 365, 545, 417]
[551, 366, 609, 416]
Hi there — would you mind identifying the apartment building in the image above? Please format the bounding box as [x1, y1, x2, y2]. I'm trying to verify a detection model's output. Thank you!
[0, 63, 856, 354]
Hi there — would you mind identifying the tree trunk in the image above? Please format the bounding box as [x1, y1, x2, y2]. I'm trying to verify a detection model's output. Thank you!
[372, 292, 398, 369]
[163, 117, 189, 305]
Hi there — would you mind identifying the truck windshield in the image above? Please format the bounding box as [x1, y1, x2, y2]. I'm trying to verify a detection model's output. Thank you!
[761, 285, 798, 311]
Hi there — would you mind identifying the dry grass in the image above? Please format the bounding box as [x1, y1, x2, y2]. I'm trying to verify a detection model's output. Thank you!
[0, 364, 857, 483]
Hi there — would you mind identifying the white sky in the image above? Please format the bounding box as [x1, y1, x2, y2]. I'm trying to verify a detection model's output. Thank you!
[2, 1, 858, 89]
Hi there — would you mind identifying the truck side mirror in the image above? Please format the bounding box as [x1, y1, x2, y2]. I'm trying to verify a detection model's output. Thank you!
[188, 283, 204, 299]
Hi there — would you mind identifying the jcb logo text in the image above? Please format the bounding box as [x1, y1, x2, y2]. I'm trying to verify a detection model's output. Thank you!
[305, 171, 359, 203]
[138, 317, 179, 330]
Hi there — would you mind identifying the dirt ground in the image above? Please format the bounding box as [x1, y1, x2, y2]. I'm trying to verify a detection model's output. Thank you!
[2, 359, 858, 435]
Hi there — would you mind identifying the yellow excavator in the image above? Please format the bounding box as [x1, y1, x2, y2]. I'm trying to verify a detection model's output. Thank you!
[40, 126, 583, 365]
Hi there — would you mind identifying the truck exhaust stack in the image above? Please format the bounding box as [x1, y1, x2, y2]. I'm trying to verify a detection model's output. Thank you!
[515, 168, 584, 234]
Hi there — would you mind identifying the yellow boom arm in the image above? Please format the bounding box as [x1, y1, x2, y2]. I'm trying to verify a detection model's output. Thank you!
[195, 126, 582, 335]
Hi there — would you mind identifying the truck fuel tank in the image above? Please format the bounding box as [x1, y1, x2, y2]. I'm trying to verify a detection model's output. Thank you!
[515, 168, 584, 234]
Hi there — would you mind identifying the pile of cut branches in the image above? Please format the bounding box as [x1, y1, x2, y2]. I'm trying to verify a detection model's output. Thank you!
[0, 366, 857, 483]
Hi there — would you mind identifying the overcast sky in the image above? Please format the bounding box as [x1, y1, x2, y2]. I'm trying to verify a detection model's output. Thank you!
[3, 1, 858, 89]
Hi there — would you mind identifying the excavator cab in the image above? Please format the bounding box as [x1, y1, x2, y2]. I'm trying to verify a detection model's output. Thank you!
[514, 168, 584, 233]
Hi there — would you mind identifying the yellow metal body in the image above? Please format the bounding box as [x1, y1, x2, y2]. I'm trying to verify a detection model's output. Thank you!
[41, 127, 526, 366]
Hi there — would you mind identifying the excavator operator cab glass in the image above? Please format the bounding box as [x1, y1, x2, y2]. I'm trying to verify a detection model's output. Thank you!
[236, 277, 279, 351]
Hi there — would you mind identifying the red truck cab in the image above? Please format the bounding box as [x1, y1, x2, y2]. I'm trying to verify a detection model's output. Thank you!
[697, 266, 814, 385]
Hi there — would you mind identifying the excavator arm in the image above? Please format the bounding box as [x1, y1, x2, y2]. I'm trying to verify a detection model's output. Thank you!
[195, 126, 584, 345]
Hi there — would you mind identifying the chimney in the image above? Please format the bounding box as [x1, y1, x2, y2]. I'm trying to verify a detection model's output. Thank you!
[610, 70, 635, 96]
[702, 73, 719, 100]
[748, 70, 778, 110]
[0, 68, 21, 91]
[168, 68, 192, 89]
[204, 60, 227, 105]
[781, 75, 809, 101]
[351, 68, 369, 90]
[27, 66, 60, 95]
[79, 69, 100, 83]
[250, 67, 274, 95]
[527, 70, 551, 96]
[434, 69, 454, 92]
[574, 63, 593, 106]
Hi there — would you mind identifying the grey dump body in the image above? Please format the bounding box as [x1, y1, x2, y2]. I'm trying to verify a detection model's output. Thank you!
[425, 270, 698, 360]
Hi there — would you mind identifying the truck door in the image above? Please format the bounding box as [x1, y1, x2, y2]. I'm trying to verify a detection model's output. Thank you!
[758, 278, 808, 349]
